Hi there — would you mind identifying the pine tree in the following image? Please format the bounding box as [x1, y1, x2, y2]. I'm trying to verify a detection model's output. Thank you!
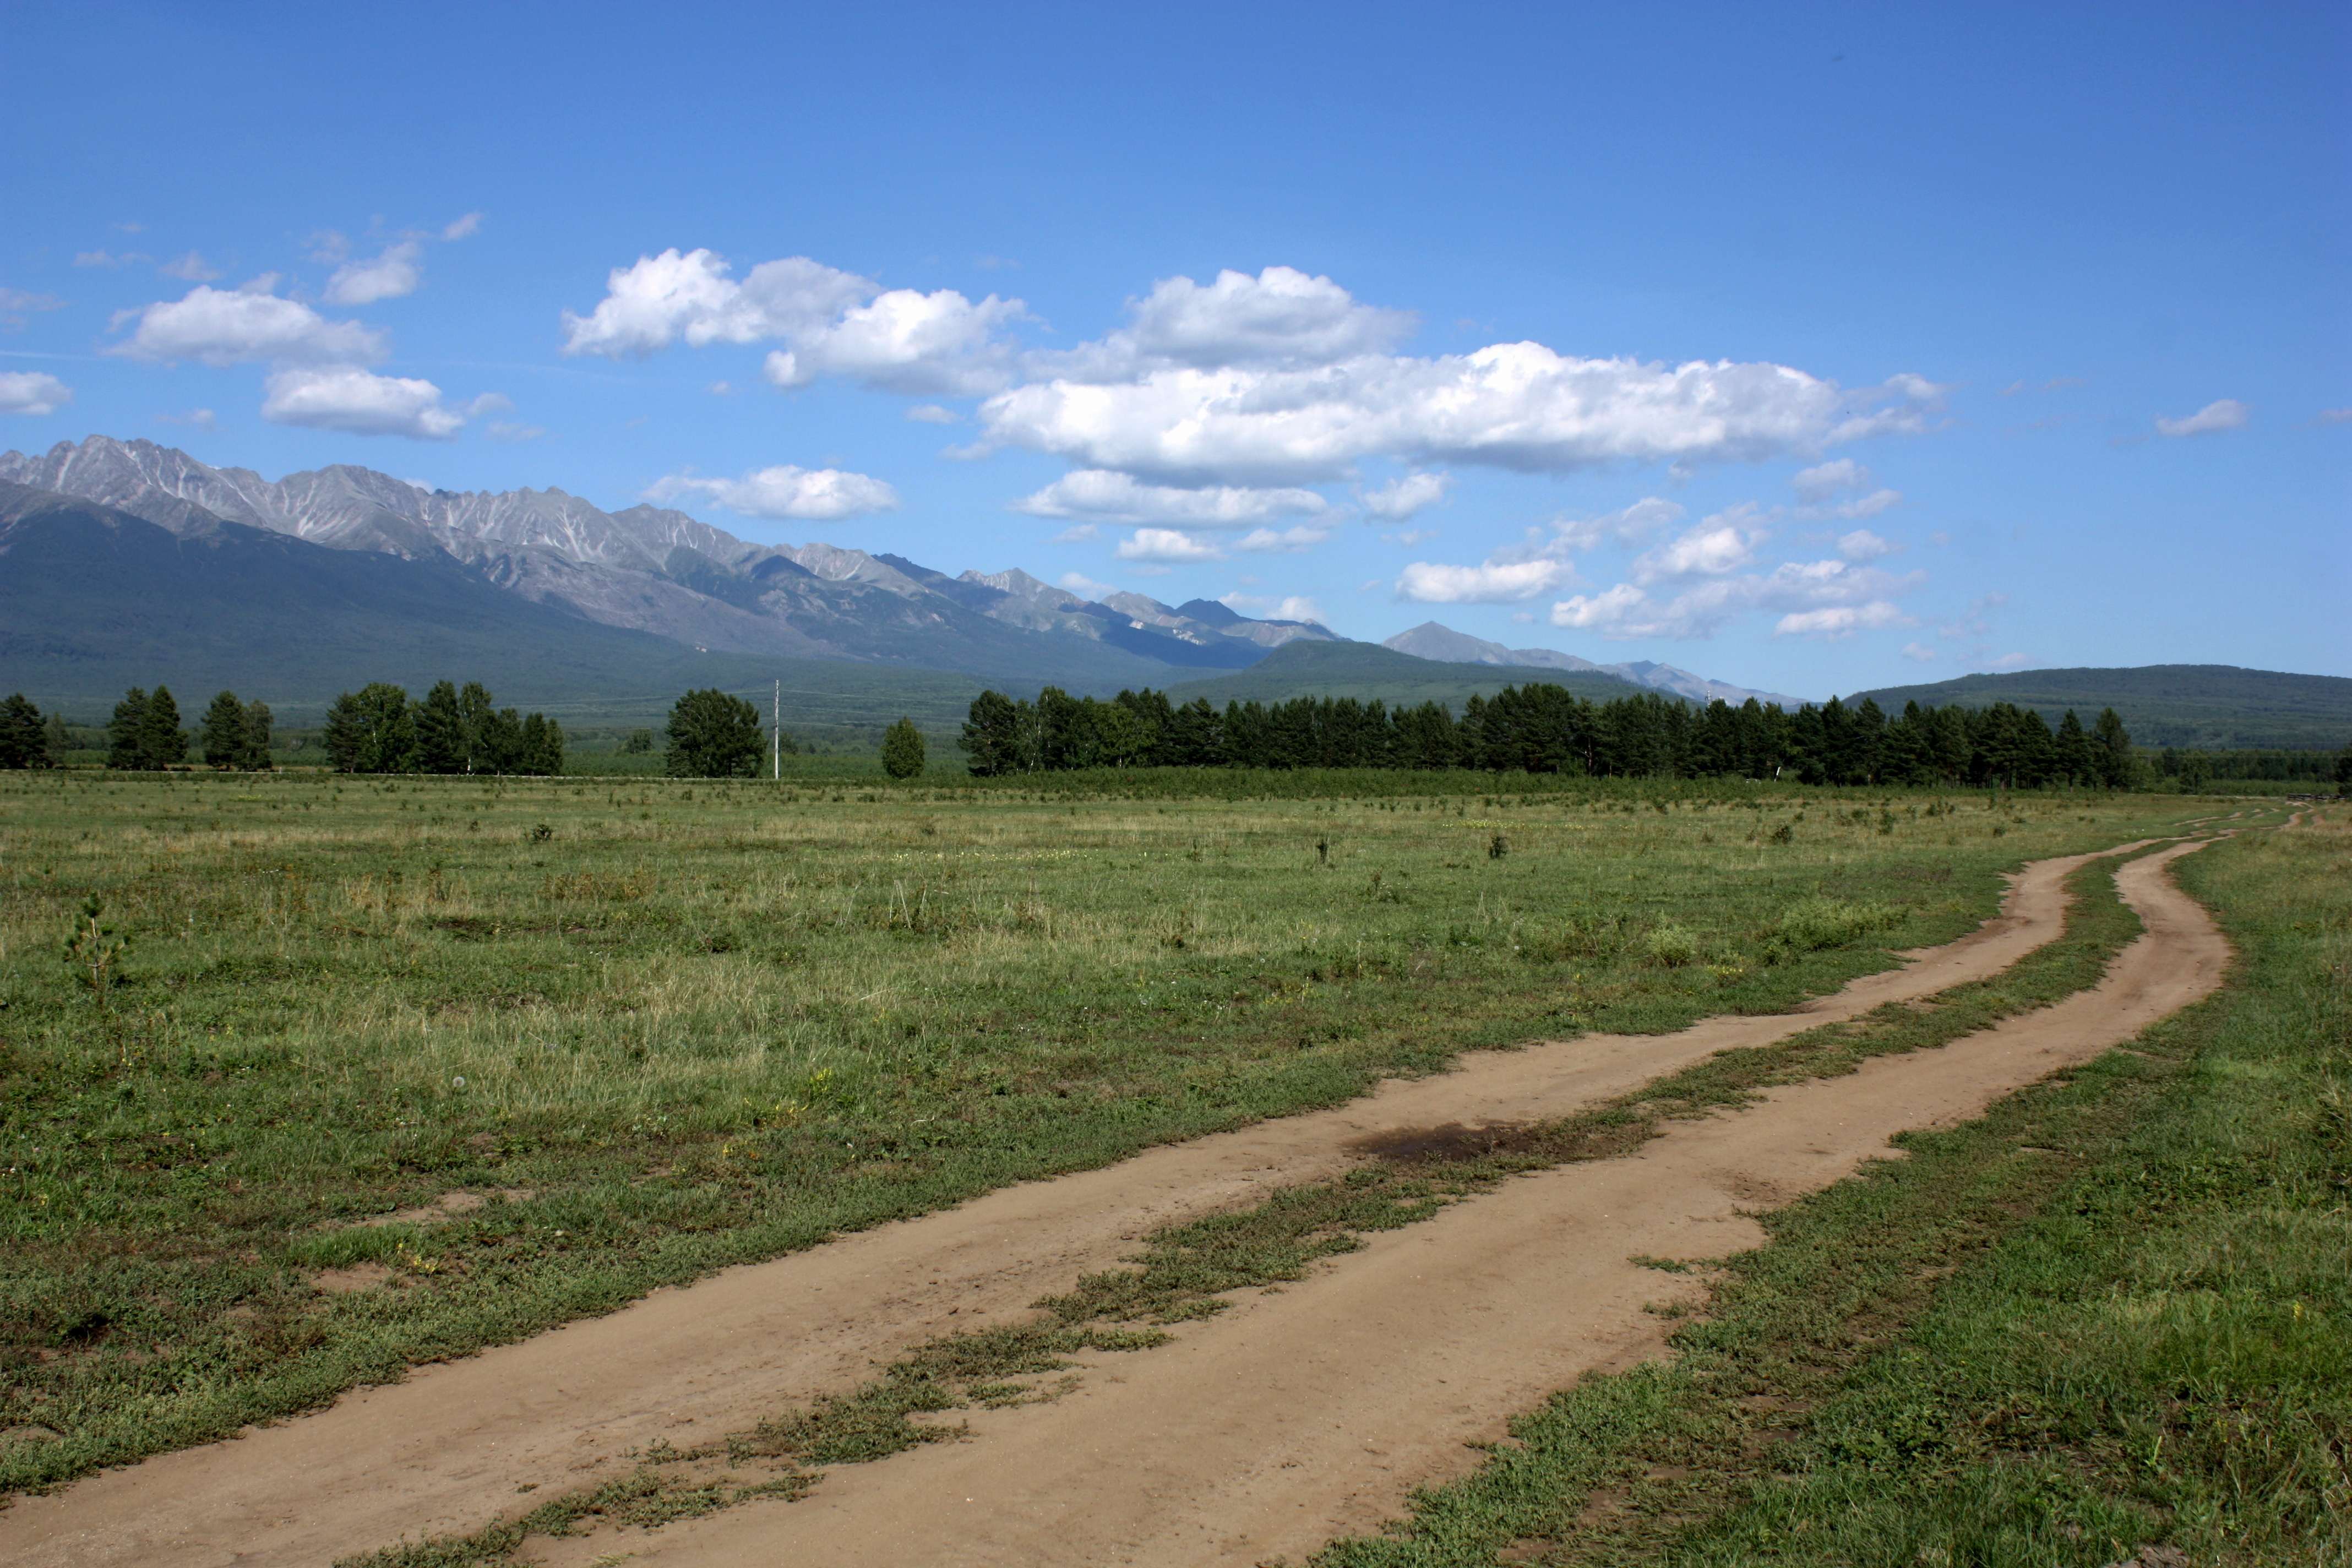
[2051, 710, 2088, 785]
[241, 699, 273, 770]
[41, 710, 68, 766]
[201, 690, 249, 769]
[0, 694, 44, 769]
[881, 716, 925, 780]
[2092, 707, 2133, 789]
[139, 686, 187, 769]
[664, 689, 764, 777]
[413, 680, 468, 774]
[322, 692, 365, 773]
[107, 688, 150, 770]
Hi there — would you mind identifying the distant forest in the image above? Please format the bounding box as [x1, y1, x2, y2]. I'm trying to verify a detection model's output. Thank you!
[960, 684, 2146, 788]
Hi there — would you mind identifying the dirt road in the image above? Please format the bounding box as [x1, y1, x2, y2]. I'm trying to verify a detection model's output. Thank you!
[0, 835, 2230, 1567]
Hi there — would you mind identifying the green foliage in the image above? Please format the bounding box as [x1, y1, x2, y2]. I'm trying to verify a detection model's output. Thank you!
[879, 716, 925, 780]
[323, 682, 415, 774]
[313, 679, 559, 776]
[0, 775, 2207, 1501]
[0, 692, 51, 769]
[622, 728, 655, 755]
[1312, 821, 2344, 1568]
[59, 894, 127, 999]
[413, 680, 469, 774]
[1762, 895, 1907, 962]
[665, 687, 765, 777]
[955, 680, 2149, 789]
[105, 685, 188, 769]
[198, 690, 271, 770]
[1851, 662, 2352, 750]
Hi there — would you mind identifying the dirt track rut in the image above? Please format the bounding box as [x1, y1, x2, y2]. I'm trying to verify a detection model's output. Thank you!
[0, 835, 2234, 1567]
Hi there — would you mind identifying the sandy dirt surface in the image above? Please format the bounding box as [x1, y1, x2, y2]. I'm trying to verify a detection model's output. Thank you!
[0, 835, 2223, 1567]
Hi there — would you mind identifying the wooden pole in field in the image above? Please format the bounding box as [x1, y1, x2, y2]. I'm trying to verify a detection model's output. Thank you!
[772, 679, 780, 781]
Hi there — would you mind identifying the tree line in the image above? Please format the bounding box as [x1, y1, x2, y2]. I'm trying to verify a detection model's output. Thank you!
[322, 681, 563, 775]
[0, 693, 71, 769]
[959, 683, 2146, 788]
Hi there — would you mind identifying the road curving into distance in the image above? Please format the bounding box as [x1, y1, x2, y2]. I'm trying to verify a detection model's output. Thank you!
[0, 823, 2267, 1567]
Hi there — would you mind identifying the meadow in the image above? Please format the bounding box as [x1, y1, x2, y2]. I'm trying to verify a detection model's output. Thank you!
[0, 769, 2212, 1499]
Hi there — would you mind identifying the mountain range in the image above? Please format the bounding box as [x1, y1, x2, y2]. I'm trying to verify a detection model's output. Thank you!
[0, 437, 1342, 712]
[1379, 620, 1806, 708]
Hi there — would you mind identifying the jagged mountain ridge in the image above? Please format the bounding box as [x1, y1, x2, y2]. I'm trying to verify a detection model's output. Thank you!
[1381, 620, 1809, 709]
[0, 436, 1336, 679]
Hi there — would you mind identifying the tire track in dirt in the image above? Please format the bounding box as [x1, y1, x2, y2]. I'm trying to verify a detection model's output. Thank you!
[519, 837, 2238, 1568]
[0, 836, 2196, 1567]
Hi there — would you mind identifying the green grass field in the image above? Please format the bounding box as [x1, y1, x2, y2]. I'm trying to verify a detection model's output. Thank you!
[0, 770, 2264, 1532]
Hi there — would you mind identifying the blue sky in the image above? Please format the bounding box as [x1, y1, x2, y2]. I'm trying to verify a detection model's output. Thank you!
[3, 1, 2345, 696]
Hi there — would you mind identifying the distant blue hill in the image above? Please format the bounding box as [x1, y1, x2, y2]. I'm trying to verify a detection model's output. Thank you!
[1845, 665, 2352, 750]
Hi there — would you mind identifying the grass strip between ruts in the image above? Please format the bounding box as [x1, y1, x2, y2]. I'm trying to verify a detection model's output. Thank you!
[335, 842, 2175, 1567]
[1306, 812, 2348, 1567]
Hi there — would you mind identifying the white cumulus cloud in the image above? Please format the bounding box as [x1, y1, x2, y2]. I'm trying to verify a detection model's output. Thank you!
[442, 213, 483, 241]
[0, 371, 72, 416]
[1009, 469, 1330, 527]
[1901, 641, 1938, 662]
[1631, 509, 1767, 582]
[1043, 265, 1415, 380]
[1358, 471, 1451, 520]
[1396, 558, 1572, 603]
[325, 241, 424, 304]
[261, 367, 467, 439]
[1221, 591, 1326, 624]
[108, 285, 386, 366]
[1790, 459, 1899, 517]
[1549, 555, 1925, 641]
[1549, 496, 1684, 551]
[1116, 527, 1227, 563]
[1773, 602, 1912, 638]
[1233, 524, 1331, 553]
[1836, 529, 1901, 561]
[562, 247, 1021, 396]
[644, 464, 901, 521]
[981, 345, 1949, 488]
[1058, 571, 1118, 600]
[2154, 399, 2248, 438]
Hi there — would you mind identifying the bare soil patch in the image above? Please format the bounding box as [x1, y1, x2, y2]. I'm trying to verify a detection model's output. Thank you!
[0, 840, 2204, 1568]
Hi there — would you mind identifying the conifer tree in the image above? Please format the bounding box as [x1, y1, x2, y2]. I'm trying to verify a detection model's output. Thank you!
[413, 680, 468, 774]
[201, 691, 249, 768]
[41, 710, 68, 766]
[2334, 736, 2351, 791]
[107, 688, 150, 770]
[139, 686, 187, 769]
[881, 716, 925, 780]
[241, 699, 273, 770]
[0, 694, 45, 769]
[2092, 707, 2133, 788]
[321, 691, 364, 773]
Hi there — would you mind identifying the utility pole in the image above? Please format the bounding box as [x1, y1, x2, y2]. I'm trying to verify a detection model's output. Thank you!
[772, 678, 781, 781]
